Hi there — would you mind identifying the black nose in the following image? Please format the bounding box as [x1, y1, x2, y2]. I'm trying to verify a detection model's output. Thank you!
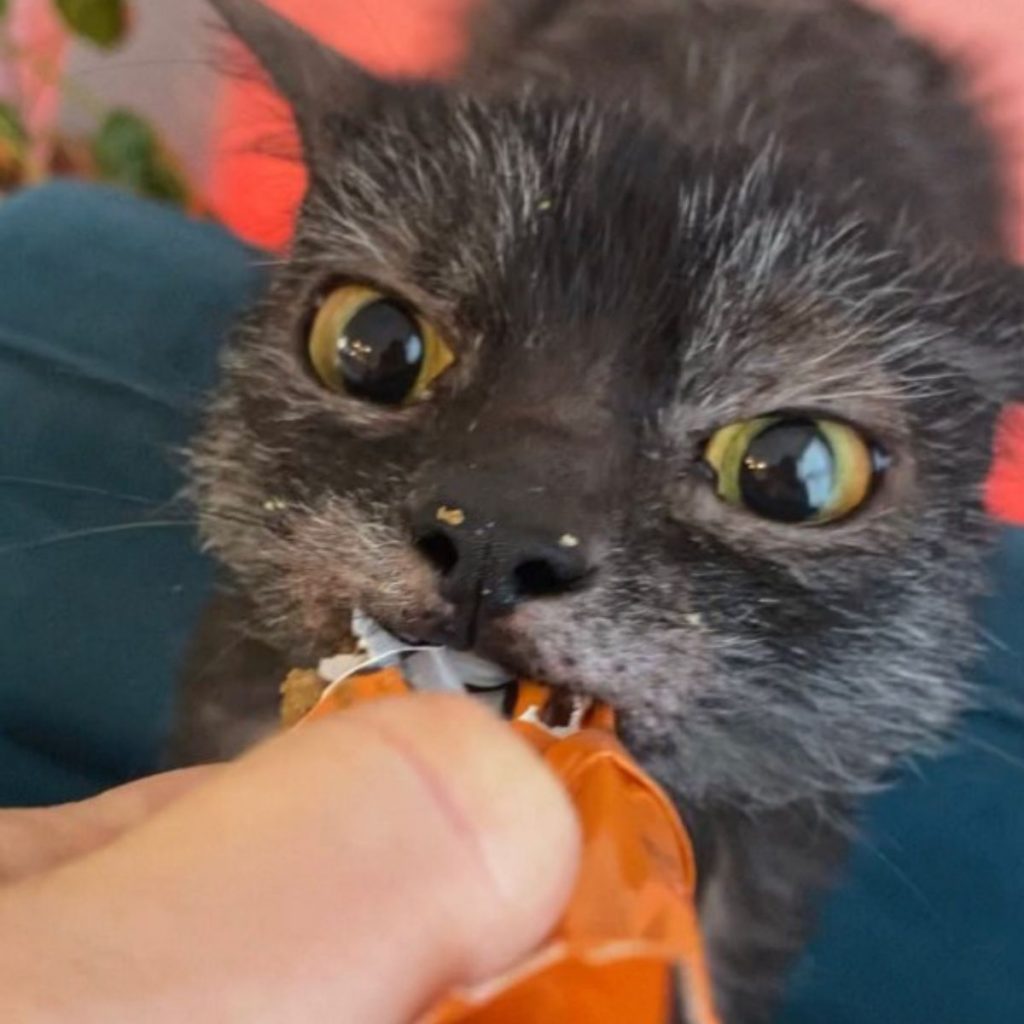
[412, 501, 591, 647]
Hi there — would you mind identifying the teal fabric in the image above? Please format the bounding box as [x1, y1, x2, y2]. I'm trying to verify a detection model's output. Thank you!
[0, 182, 1021, 1020]
[0, 182, 264, 805]
[781, 527, 1024, 1024]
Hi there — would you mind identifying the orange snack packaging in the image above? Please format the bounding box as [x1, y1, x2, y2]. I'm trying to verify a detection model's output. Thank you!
[301, 665, 722, 1024]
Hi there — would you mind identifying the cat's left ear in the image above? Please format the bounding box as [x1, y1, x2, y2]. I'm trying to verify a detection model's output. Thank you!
[211, 0, 387, 144]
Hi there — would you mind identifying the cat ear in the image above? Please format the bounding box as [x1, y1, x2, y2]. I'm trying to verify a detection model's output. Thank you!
[210, 0, 384, 139]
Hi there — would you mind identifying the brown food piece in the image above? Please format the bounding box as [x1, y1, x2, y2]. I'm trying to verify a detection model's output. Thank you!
[280, 669, 327, 728]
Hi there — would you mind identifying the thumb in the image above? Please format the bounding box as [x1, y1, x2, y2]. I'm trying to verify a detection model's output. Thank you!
[0, 695, 580, 1024]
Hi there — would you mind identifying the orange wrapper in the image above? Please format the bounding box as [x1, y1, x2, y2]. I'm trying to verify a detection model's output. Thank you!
[304, 670, 721, 1024]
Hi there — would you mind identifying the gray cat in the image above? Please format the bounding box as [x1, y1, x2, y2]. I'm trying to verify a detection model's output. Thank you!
[175, 0, 1024, 1019]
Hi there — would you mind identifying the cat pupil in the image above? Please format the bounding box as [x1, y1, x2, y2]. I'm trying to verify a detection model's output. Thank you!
[739, 420, 835, 523]
[337, 300, 424, 404]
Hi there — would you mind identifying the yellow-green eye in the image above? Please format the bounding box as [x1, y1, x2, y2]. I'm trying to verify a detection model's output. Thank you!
[703, 415, 882, 524]
[308, 284, 455, 406]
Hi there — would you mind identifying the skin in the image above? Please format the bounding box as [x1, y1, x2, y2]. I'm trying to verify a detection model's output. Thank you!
[0, 696, 579, 1024]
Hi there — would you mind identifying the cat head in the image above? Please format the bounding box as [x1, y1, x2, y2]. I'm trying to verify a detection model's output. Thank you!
[194, 0, 1023, 805]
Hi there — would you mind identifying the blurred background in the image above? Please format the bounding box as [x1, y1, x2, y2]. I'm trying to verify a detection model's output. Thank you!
[0, 0, 471, 242]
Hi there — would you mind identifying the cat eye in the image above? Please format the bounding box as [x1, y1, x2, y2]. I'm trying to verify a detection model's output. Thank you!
[703, 415, 883, 525]
[307, 284, 455, 405]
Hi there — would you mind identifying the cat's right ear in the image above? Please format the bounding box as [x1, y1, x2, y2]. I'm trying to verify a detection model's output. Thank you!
[210, 0, 385, 144]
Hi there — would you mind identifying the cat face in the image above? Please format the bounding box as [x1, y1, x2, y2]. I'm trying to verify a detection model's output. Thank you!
[195, 0, 1022, 805]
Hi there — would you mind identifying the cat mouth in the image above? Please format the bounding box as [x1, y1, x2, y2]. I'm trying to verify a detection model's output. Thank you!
[341, 609, 584, 715]
[348, 609, 516, 688]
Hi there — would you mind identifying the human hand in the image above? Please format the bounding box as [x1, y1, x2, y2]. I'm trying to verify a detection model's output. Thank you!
[0, 695, 580, 1023]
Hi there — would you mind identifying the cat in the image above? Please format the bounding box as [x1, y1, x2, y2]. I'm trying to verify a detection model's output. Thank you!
[174, 0, 1024, 1019]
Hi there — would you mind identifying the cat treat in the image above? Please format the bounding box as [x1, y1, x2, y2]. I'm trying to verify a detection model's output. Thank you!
[298, 666, 722, 1024]
[280, 612, 721, 1024]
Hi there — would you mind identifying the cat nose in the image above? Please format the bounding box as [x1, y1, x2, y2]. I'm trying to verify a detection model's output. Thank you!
[411, 502, 591, 647]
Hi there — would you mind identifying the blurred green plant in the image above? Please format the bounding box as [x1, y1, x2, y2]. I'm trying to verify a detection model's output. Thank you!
[55, 0, 128, 48]
[0, 0, 199, 209]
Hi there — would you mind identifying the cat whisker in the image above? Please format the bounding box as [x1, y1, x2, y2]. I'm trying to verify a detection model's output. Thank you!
[186, 628, 251, 684]
[0, 476, 167, 507]
[0, 477, 275, 536]
[0, 520, 194, 557]
[854, 831, 941, 922]
[976, 624, 1011, 655]
[0, 505, 283, 558]
[959, 734, 1024, 775]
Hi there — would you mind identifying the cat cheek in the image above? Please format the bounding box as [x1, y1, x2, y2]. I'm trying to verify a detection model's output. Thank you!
[279, 508, 445, 638]
[507, 591, 711, 702]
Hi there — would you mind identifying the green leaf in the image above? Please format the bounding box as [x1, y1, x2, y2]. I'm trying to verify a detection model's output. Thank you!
[0, 101, 28, 155]
[0, 1, 9, 20]
[92, 109, 189, 206]
[54, 0, 129, 48]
